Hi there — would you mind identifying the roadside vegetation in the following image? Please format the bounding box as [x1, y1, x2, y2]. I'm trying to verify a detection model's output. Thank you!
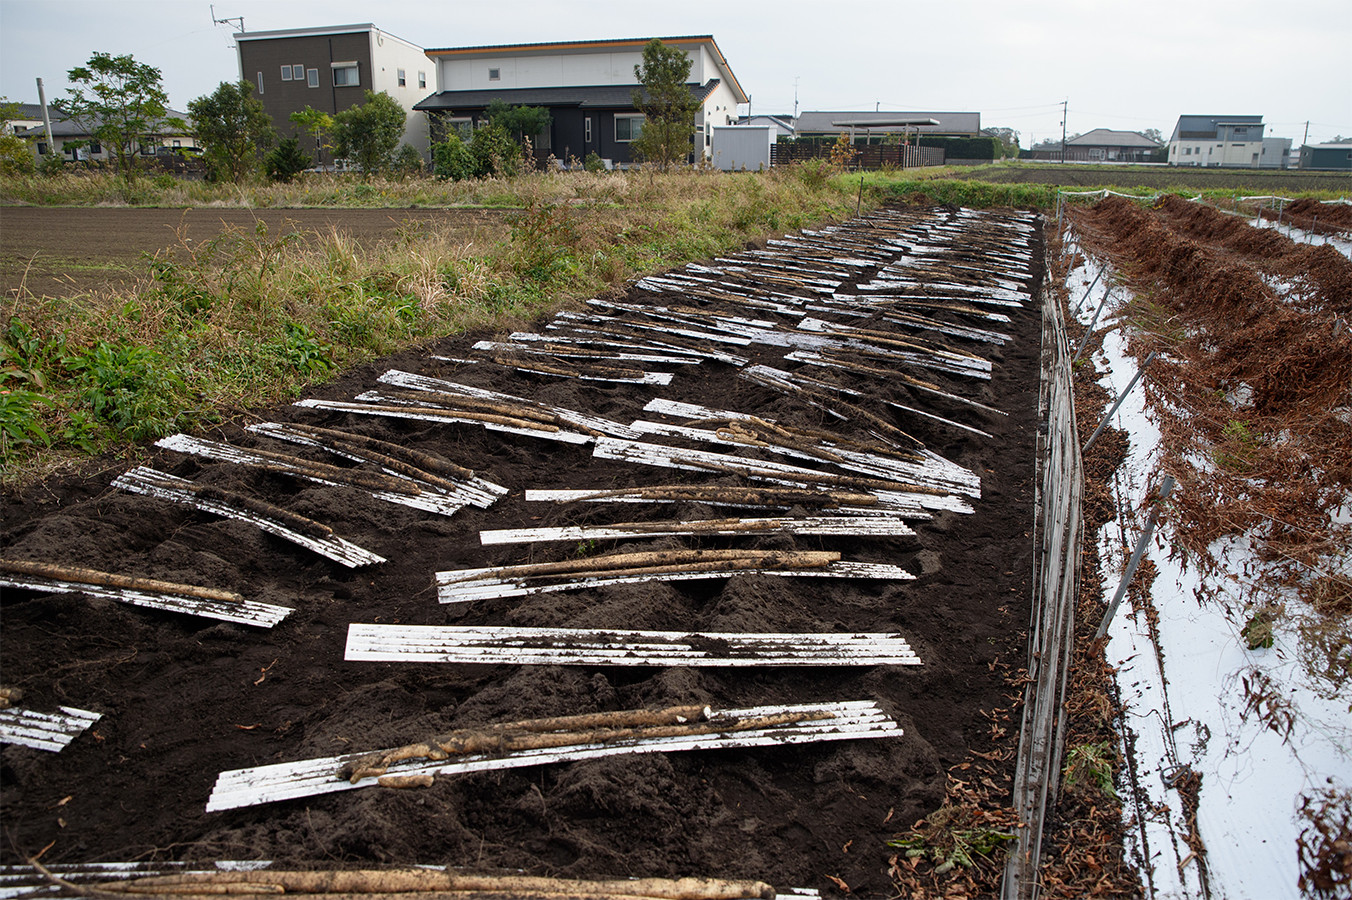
[1, 163, 861, 484]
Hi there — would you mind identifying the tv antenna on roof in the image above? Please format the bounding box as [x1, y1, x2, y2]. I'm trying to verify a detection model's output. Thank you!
[210, 4, 244, 32]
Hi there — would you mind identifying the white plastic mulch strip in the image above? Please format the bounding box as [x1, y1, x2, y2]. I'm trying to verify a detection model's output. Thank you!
[112, 467, 385, 569]
[0, 862, 274, 899]
[591, 436, 973, 516]
[1070, 250, 1352, 900]
[204, 700, 904, 812]
[478, 516, 915, 545]
[436, 559, 914, 604]
[0, 706, 101, 752]
[244, 422, 508, 509]
[520, 488, 888, 517]
[155, 434, 469, 518]
[345, 625, 921, 667]
[376, 369, 642, 439]
[0, 573, 291, 628]
[295, 397, 594, 445]
[641, 398, 981, 497]
[0, 864, 816, 900]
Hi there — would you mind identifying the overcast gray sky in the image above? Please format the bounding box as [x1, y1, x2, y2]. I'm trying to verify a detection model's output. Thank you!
[2, 0, 1349, 146]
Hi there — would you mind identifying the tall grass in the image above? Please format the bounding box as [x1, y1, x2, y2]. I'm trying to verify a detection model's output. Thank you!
[1, 166, 857, 483]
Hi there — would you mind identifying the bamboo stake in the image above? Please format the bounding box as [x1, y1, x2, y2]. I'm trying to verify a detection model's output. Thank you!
[0, 559, 242, 603]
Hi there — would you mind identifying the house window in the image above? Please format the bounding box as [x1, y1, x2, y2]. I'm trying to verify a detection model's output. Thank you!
[584, 117, 592, 143]
[281, 65, 292, 81]
[332, 62, 359, 87]
[256, 71, 264, 94]
[418, 71, 426, 89]
[140, 142, 154, 155]
[36, 142, 47, 155]
[615, 114, 644, 142]
[172, 139, 181, 148]
[446, 117, 474, 140]
[88, 141, 101, 155]
[292, 64, 305, 80]
[307, 68, 319, 88]
[488, 68, 500, 81]
[397, 69, 406, 87]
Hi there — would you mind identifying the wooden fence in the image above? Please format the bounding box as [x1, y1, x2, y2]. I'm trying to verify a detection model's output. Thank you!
[769, 142, 945, 169]
[1002, 240, 1084, 900]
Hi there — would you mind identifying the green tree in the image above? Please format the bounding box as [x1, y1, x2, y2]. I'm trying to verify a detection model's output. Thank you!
[53, 52, 181, 183]
[485, 99, 551, 149]
[0, 97, 36, 175]
[630, 39, 698, 169]
[331, 91, 405, 176]
[187, 80, 274, 182]
[469, 122, 521, 177]
[265, 136, 311, 182]
[290, 106, 334, 166]
[982, 126, 1021, 158]
[432, 134, 474, 180]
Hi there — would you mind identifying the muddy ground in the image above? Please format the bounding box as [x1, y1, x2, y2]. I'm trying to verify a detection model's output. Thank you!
[0, 207, 510, 300]
[1, 206, 1041, 898]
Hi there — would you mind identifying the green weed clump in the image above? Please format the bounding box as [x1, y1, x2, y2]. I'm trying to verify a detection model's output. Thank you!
[2, 166, 859, 482]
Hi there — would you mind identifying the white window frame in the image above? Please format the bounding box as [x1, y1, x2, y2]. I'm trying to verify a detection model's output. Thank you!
[256, 71, 264, 94]
[331, 61, 359, 87]
[291, 64, 305, 81]
[397, 68, 406, 87]
[307, 68, 319, 88]
[615, 114, 644, 143]
[488, 67, 500, 81]
[584, 117, 592, 143]
[418, 71, 426, 89]
[280, 65, 293, 82]
[446, 117, 474, 141]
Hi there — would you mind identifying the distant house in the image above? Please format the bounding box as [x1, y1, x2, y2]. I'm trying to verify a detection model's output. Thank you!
[3, 103, 46, 136]
[1167, 115, 1266, 167]
[235, 23, 437, 162]
[1299, 142, 1352, 171]
[736, 114, 795, 138]
[1260, 137, 1292, 169]
[793, 110, 981, 142]
[415, 35, 747, 166]
[1052, 128, 1161, 163]
[14, 107, 198, 162]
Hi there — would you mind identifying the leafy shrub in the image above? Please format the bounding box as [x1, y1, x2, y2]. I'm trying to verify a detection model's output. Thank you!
[266, 137, 311, 183]
[433, 135, 475, 181]
[0, 133, 36, 175]
[583, 152, 605, 173]
[63, 341, 190, 440]
[392, 144, 424, 179]
[470, 123, 521, 178]
[271, 322, 334, 375]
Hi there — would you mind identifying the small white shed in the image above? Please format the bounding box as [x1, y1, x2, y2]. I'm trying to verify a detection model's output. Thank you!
[711, 126, 773, 171]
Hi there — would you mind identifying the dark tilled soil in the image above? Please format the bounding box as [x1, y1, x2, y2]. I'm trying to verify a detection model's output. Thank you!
[0, 207, 509, 299]
[0, 209, 1041, 898]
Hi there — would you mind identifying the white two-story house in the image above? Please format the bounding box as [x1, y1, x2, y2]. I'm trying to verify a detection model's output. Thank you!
[414, 35, 747, 166]
[1167, 115, 1266, 167]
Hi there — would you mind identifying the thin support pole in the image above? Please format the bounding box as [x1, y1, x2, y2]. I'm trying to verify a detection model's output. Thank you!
[1071, 285, 1113, 364]
[1095, 475, 1175, 640]
[1083, 351, 1159, 453]
[1071, 264, 1106, 315]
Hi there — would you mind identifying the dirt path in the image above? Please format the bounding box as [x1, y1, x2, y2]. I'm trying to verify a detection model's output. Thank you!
[0, 207, 509, 300]
[1, 205, 1042, 898]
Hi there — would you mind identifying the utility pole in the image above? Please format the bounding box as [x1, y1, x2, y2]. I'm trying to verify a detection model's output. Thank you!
[210, 4, 244, 32]
[1300, 120, 1310, 169]
[793, 76, 800, 120]
[1060, 99, 1068, 162]
[35, 77, 55, 157]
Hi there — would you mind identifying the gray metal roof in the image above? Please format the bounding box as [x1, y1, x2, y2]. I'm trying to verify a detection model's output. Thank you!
[14, 108, 191, 138]
[1067, 128, 1162, 149]
[414, 81, 719, 113]
[794, 110, 981, 135]
[1170, 115, 1263, 142]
